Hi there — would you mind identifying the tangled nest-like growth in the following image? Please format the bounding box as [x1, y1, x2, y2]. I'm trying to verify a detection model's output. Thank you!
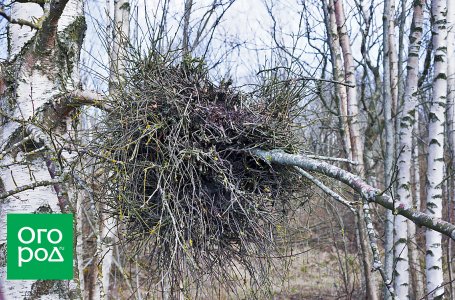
[92, 53, 309, 297]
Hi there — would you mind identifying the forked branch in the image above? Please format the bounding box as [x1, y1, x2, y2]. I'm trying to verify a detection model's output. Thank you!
[252, 149, 455, 240]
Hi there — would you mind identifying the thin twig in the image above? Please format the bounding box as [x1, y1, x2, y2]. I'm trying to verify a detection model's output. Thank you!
[295, 166, 357, 212]
[0, 178, 62, 201]
[0, 136, 32, 159]
[304, 154, 359, 165]
[257, 68, 356, 88]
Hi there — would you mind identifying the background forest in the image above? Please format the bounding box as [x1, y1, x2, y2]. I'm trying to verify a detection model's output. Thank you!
[0, 0, 454, 299]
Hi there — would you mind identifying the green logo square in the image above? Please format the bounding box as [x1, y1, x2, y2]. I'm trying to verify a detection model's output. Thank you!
[7, 214, 74, 280]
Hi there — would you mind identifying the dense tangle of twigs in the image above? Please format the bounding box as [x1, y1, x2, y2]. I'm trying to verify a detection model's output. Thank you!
[88, 52, 310, 297]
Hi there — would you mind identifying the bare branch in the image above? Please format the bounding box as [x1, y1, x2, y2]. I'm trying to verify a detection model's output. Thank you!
[0, 135, 32, 159]
[68, 90, 110, 111]
[0, 178, 61, 201]
[257, 68, 356, 88]
[304, 154, 359, 165]
[252, 149, 455, 240]
[0, 7, 39, 30]
[295, 167, 357, 212]
[362, 200, 396, 298]
[26, 124, 53, 150]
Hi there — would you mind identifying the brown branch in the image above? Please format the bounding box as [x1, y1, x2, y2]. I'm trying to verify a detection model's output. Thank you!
[252, 149, 455, 240]
[0, 7, 39, 30]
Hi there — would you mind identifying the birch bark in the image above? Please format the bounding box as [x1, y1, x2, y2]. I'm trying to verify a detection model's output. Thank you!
[333, 0, 363, 174]
[425, 0, 447, 297]
[322, 0, 352, 162]
[0, 0, 86, 298]
[394, 0, 424, 297]
[100, 0, 130, 297]
[408, 113, 424, 299]
[382, 0, 395, 297]
[252, 149, 455, 240]
[447, 0, 455, 295]
[333, 1, 377, 298]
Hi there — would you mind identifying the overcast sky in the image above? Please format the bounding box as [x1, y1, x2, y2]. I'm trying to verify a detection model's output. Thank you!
[0, 0, 423, 91]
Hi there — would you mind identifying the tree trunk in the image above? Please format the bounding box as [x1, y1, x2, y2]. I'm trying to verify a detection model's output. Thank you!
[408, 112, 425, 299]
[0, 0, 86, 298]
[446, 0, 455, 297]
[382, 0, 395, 297]
[333, 1, 378, 298]
[101, 0, 130, 297]
[182, 0, 193, 57]
[394, 0, 424, 297]
[425, 0, 447, 298]
[322, 0, 352, 162]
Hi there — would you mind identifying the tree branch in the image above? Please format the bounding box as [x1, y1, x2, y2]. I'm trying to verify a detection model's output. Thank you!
[0, 179, 62, 201]
[0, 7, 39, 30]
[0, 135, 32, 159]
[252, 149, 455, 240]
[294, 167, 356, 212]
[362, 200, 396, 298]
[68, 90, 110, 111]
[24, 124, 72, 212]
[304, 154, 358, 165]
[257, 68, 356, 88]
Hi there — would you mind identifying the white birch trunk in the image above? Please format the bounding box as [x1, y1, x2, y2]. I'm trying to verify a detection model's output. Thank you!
[0, 0, 86, 298]
[447, 0, 455, 295]
[100, 0, 130, 297]
[333, 0, 363, 174]
[394, 0, 424, 297]
[382, 0, 395, 297]
[448, 0, 455, 197]
[408, 112, 425, 299]
[322, 0, 352, 162]
[333, 1, 378, 298]
[77, 109, 103, 300]
[389, 1, 399, 122]
[425, 0, 447, 298]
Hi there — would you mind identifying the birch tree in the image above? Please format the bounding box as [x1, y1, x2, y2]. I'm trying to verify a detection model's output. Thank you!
[425, 0, 447, 297]
[382, 0, 395, 297]
[394, 0, 425, 297]
[321, 0, 352, 162]
[409, 111, 424, 299]
[0, 0, 86, 298]
[1, 1, 455, 298]
[102, 0, 130, 296]
[333, 0, 378, 297]
[447, 0, 455, 296]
